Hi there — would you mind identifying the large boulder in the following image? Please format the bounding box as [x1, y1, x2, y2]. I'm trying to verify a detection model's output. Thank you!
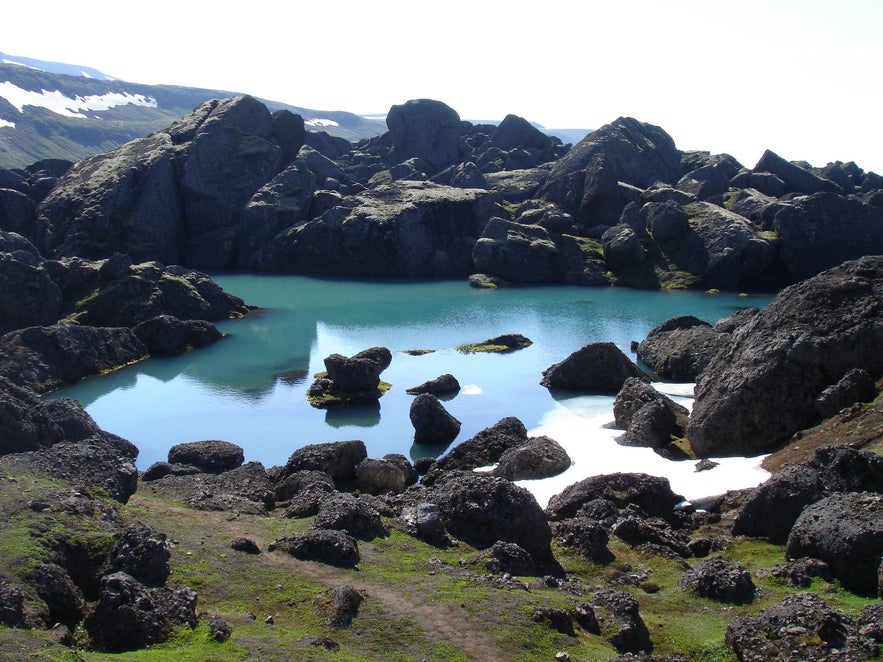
[586, 589, 652, 654]
[409, 393, 461, 446]
[312, 493, 389, 541]
[428, 417, 529, 475]
[726, 593, 877, 662]
[541, 342, 648, 393]
[637, 316, 729, 382]
[613, 378, 689, 448]
[85, 572, 198, 653]
[678, 556, 755, 603]
[281, 440, 368, 483]
[386, 99, 464, 172]
[421, 471, 553, 564]
[545, 473, 683, 521]
[786, 492, 883, 595]
[491, 435, 571, 480]
[268, 529, 360, 568]
[144, 461, 275, 513]
[688, 256, 883, 457]
[752, 149, 844, 196]
[105, 525, 171, 587]
[133, 315, 222, 355]
[167, 440, 245, 475]
[539, 116, 683, 227]
[472, 217, 571, 283]
[324, 347, 392, 392]
[405, 373, 461, 396]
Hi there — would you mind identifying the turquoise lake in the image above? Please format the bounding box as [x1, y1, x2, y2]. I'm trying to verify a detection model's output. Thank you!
[50, 276, 774, 480]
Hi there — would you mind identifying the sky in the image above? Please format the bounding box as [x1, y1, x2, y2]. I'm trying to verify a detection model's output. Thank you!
[3, 0, 882, 172]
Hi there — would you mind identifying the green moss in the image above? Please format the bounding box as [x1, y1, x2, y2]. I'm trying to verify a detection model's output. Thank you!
[307, 380, 392, 408]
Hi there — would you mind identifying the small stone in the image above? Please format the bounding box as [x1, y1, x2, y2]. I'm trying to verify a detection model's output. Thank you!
[265, 614, 274, 624]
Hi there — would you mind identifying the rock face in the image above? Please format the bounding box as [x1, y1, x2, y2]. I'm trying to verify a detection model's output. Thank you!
[0, 377, 63, 453]
[786, 492, 883, 595]
[0, 232, 62, 334]
[386, 99, 464, 172]
[541, 342, 648, 394]
[688, 256, 883, 457]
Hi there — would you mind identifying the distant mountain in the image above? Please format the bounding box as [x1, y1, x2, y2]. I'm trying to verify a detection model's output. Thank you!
[0, 57, 387, 168]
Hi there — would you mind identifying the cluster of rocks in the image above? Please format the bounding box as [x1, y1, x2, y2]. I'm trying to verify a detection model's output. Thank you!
[3, 95, 880, 290]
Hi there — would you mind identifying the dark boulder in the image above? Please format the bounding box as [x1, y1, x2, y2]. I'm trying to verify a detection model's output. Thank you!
[551, 518, 614, 564]
[613, 378, 689, 448]
[492, 435, 571, 480]
[355, 457, 409, 495]
[493, 114, 557, 152]
[0, 584, 26, 627]
[587, 588, 652, 654]
[532, 607, 575, 637]
[105, 525, 171, 587]
[167, 440, 244, 475]
[422, 471, 553, 563]
[0, 189, 36, 240]
[399, 502, 451, 546]
[133, 315, 222, 355]
[545, 473, 683, 521]
[230, 538, 261, 555]
[637, 316, 728, 382]
[810, 445, 883, 494]
[539, 116, 682, 227]
[475, 541, 537, 576]
[755, 557, 832, 588]
[0, 377, 63, 454]
[282, 440, 367, 483]
[786, 492, 883, 595]
[405, 373, 461, 396]
[678, 556, 755, 603]
[324, 347, 392, 392]
[688, 256, 883, 457]
[645, 200, 690, 241]
[732, 464, 825, 544]
[0, 323, 148, 394]
[428, 417, 528, 475]
[312, 493, 389, 541]
[725, 592, 876, 662]
[676, 153, 742, 202]
[314, 584, 363, 630]
[274, 469, 335, 502]
[602, 224, 645, 270]
[29, 563, 85, 628]
[541, 342, 648, 394]
[281, 482, 335, 519]
[753, 149, 844, 196]
[386, 99, 463, 172]
[409, 393, 461, 446]
[612, 516, 691, 558]
[85, 572, 198, 653]
[0, 233, 62, 333]
[472, 217, 571, 283]
[814, 368, 876, 419]
[268, 530, 360, 568]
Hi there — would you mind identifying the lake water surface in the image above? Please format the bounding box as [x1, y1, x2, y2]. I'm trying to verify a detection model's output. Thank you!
[50, 276, 776, 504]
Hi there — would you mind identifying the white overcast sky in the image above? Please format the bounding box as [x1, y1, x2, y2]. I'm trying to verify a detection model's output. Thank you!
[3, 0, 882, 172]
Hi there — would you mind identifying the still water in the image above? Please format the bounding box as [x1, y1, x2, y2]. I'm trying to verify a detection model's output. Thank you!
[50, 276, 774, 484]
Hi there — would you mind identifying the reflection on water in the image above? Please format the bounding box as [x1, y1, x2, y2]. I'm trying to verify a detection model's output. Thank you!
[48, 275, 774, 471]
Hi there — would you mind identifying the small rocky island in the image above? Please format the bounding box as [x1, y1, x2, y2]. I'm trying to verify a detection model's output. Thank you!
[0, 95, 881, 659]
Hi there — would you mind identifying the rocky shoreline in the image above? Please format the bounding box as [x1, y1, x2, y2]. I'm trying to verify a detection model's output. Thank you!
[1, 96, 882, 659]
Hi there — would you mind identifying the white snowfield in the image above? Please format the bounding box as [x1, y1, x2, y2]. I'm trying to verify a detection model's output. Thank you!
[0, 81, 157, 119]
[0, 119, 14, 129]
[305, 118, 340, 127]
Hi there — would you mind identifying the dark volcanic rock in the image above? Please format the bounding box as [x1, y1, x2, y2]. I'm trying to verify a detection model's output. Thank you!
[167, 440, 245, 475]
[133, 315, 222, 355]
[678, 556, 755, 603]
[29, 563, 85, 628]
[405, 373, 461, 396]
[274, 469, 335, 502]
[0, 232, 62, 334]
[613, 378, 689, 448]
[312, 493, 389, 541]
[753, 149, 844, 196]
[541, 342, 648, 394]
[0, 584, 27, 627]
[475, 541, 537, 576]
[0, 323, 148, 394]
[230, 537, 261, 554]
[471, 217, 575, 284]
[612, 516, 691, 558]
[314, 584, 363, 630]
[688, 256, 883, 457]
[732, 464, 825, 543]
[282, 440, 367, 483]
[810, 445, 883, 494]
[268, 529, 360, 568]
[587, 588, 652, 654]
[637, 316, 728, 382]
[143, 462, 275, 513]
[106, 525, 171, 587]
[552, 517, 614, 564]
[533, 606, 575, 636]
[324, 347, 392, 392]
[422, 471, 553, 563]
[428, 417, 529, 475]
[0, 377, 63, 454]
[386, 99, 463, 172]
[492, 435, 571, 480]
[399, 502, 451, 546]
[355, 457, 409, 495]
[86, 572, 198, 653]
[545, 473, 683, 521]
[409, 393, 461, 446]
[725, 592, 876, 662]
[539, 116, 682, 227]
[786, 492, 883, 595]
[814, 368, 876, 419]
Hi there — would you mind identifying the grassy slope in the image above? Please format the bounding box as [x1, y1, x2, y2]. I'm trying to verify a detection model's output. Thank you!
[1, 470, 879, 662]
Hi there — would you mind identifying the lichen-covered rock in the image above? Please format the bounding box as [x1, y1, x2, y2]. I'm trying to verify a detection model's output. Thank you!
[314, 584, 363, 630]
[587, 589, 652, 654]
[552, 518, 614, 564]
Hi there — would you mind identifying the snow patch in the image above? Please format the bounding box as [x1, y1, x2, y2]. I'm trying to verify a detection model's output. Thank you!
[0, 81, 157, 118]
[0, 119, 14, 129]
[461, 384, 483, 395]
[513, 384, 770, 509]
[305, 118, 340, 128]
